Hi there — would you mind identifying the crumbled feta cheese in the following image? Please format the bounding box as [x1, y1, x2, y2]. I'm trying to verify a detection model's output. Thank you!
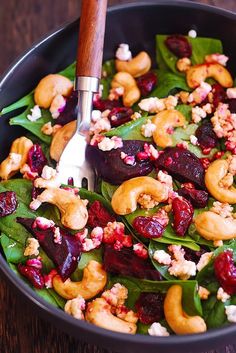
[227, 87, 236, 99]
[137, 193, 159, 209]
[98, 137, 115, 151]
[192, 106, 207, 123]
[198, 286, 210, 300]
[133, 243, 148, 259]
[164, 95, 178, 110]
[91, 110, 102, 123]
[227, 155, 236, 176]
[131, 112, 141, 120]
[188, 29, 197, 38]
[148, 322, 170, 337]
[27, 105, 42, 122]
[24, 238, 40, 256]
[123, 155, 136, 166]
[217, 287, 231, 302]
[29, 198, 42, 210]
[120, 152, 127, 160]
[53, 227, 62, 244]
[90, 117, 111, 135]
[176, 57, 191, 72]
[205, 53, 229, 66]
[157, 170, 173, 192]
[202, 103, 212, 114]
[143, 143, 160, 160]
[33, 217, 55, 230]
[168, 258, 196, 280]
[188, 82, 212, 104]
[153, 249, 172, 265]
[153, 208, 169, 227]
[211, 103, 235, 139]
[210, 201, 233, 218]
[168, 245, 185, 261]
[190, 135, 198, 145]
[141, 119, 156, 137]
[196, 252, 213, 271]
[102, 283, 128, 307]
[225, 305, 236, 323]
[64, 295, 86, 320]
[50, 94, 66, 119]
[115, 43, 132, 61]
[41, 165, 57, 180]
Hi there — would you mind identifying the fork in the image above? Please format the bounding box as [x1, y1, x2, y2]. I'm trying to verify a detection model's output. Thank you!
[57, 0, 107, 190]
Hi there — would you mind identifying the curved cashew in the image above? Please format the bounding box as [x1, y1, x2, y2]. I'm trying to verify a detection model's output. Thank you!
[111, 72, 140, 107]
[194, 211, 236, 241]
[164, 285, 207, 335]
[111, 176, 168, 215]
[50, 120, 76, 161]
[186, 63, 233, 89]
[205, 159, 236, 203]
[85, 298, 137, 334]
[0, 137, 33, 180]
[115, 51, 151, 78]
[53, 261, 107, 300]
[152, 110, 186, 148]
[34, 74, 73, 108]
[36, 188, 88, 230]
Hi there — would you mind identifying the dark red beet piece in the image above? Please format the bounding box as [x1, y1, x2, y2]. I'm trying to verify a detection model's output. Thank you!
[177, 187, 208, 208]
[228, 99, 236, 113]
[136, 72, 157, 97]
[214, 250, 236, 295]
[155, 147, 205, 189]
[165, 35, 192, 58]
[212, 83, 226, 109]
[88, 200, 115, 228]
[87, 140, 153, 185]
[184, 247, 207, 264]
[103, 245, 162, 281]
[195, 122, 218, 150]
[172, 197, 194, 236]
[18, 263, 44, 289]
[108, 107, 133, 127]
[93, 97, 122, 112]
[27, 144, 47, 174]
[135, 292, 165, 324]
[133, 216, 165, 238]
[56, 91, 78, 125]
[0, 191, 18, 217]
[17, 217, 81, 281]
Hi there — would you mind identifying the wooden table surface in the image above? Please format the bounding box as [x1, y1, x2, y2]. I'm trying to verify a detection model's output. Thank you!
[0, 1, 236, 352]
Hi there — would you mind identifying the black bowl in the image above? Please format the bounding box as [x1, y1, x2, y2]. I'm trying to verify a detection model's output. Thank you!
[0, 1, 236, 353]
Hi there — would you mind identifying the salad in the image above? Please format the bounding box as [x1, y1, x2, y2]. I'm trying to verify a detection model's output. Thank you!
[0, 30, 236, 337]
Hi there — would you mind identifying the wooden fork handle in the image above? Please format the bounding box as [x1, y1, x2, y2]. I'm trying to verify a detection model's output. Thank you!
[76, 0, 107, 80]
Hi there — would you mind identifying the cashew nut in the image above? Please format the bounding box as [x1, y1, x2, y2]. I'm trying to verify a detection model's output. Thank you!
[186, 63, 233, 89]
[111, 176, 168, 215]
[164, 285, 207, 335]
[194, 211, 236, 241]
[115, 51, 151, 78]
[85, 298, 137, 334]
[0, 137, 33, 180]
[34, 74, 73, 108]
[53, 261, 107, 300]
[111, 72, 141, 107]
[36, 188, 88, 230]
[152, 110, 186, 148]
[205, 159, 236, 204]
[50, 120, 76, 161]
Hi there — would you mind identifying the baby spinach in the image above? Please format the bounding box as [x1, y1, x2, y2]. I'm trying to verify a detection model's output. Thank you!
[101, 60, 116, 99]
[148, 240, 175, 280]
[151, 70, 190, 98]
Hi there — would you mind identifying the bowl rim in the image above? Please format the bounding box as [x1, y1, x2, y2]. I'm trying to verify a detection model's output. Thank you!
[1, 0, 236, 349]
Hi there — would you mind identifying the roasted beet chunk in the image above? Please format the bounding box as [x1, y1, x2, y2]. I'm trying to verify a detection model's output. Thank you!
[103, 245, 162, 281]
[214, 250, 236, 295]
[177, 187, 208, 208]
[172, 197, 194, 236]
[56, 91, 78, 125]
[88, 200, 115, 228]
[195, 122, 218, 150]
[93, 97, 122, 112]
[228, 99, 236, 113]
[17, 217, 81, 281]
[108, 107, 133, 127]
[155, 147, 205, 189]
[184, 247, 206, 264]
[0, 191, 18, 217]
[133, 216, 165, 238]
[136, 72, 157, 97]
[27, 144, 47, 174]
[135, 292, 165, 324]
[165, 35, 192, 58]
[87, 140, 153, 185]
[18, 263, 44, 289]
[212, 83, 226, 109]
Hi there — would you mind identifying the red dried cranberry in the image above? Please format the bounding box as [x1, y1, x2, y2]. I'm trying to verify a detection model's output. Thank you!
[212, 83, 226, 109]
[195, 122, 218, 150]
[93, 98, 122, 112]
[56, 91, 78, 125]
[27, 144, 47, 174]
[214, 250, 236, 295]
[172, 197, 194, 236]
[0, 191, 18, 217]
[177, 187, 208, 208]
[135, 292, 165, 324]
[136, 72, 157, 97]
[228, 99, 236, 113]
[165, 35, 192, 58]
[108, 107, 133, 127]
[103, 245, 162, 281]
[31, 186, 44, 200]
[18, 263, 44, 289]
[88, 201, 115, 228]
[133, 216, 165, 238]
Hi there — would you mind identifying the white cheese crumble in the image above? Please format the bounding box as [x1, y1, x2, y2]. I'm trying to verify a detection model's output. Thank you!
[64, 295, 86, 320]
[91, 110, 102, 123]
[148, 322, 170, 337]
[41, 165, 57, 180]
[27, 105, 42, 122]
[227, 87, 236, 99]
[210, 201, 233, 218]
[188, 29, 197, 38]
[141, 119, 156, 137]
[153, 250, 172, 265]
[168, 258, 196, 280]
[115, 43, 132, 61]
[225, 305, 236, 323]
[190, 135, 198, 145]
[196, 252, 213, 272]
[24, 238, 40, 256]
[97, 136, 123, 151]
[50, 94, 66, 119]
[217, 287, 231, 303]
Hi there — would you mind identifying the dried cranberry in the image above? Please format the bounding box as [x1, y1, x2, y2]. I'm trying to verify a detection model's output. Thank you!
[87, 200, 115, 228]
[56, 91, 78, 125]
[136, 72, 157, 97]
[103, 245, 162, 281]
[228, 99, 236, 113]
[108, 107, 133, 127]
[177, 185, 208, 208]
[0, 191, 18, 217]
[18, 263, 44, 289]
[155, 147, 205, 189]
[195, 122, 218, 150]
[214, 250, 236, 295]
[17, 217, 81, 281]
[135, 292, 165, 324]
[165, 35, 192, 58]
[27, 144, 47, 174]
[172, 197, 194, 236]
[133, 216, 165, 238]
[31, 186, 44, 200]
[211, 83, 226, 109]
[93, 98, 122, 112]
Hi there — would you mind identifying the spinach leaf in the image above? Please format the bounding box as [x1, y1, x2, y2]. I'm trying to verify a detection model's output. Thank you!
[101, 60, 116, 99]
[151, 70, 190, 98]
[71, 248, 103, 281]
[148, 240, 175, 280]
[1, 93, 34, 115]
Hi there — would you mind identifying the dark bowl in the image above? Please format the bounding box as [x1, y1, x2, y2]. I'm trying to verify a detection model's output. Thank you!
[0, 1, 236, 353]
